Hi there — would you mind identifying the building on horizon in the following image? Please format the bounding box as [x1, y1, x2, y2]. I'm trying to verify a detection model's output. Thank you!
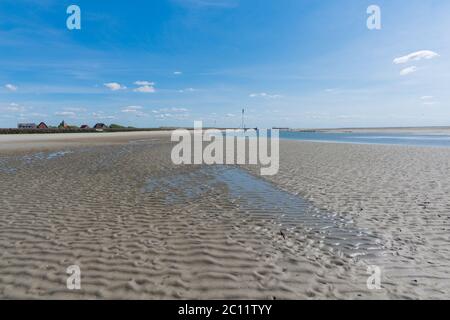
[37, 122, 48, 129]
[94, 123, 108, 129]
[18, 123, 37, 129]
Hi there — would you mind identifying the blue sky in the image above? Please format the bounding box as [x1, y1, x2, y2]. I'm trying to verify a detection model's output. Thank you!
[0, 0, 449, 128]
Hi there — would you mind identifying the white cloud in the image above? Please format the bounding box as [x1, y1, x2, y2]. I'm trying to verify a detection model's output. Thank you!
[133, 81, 156, 93]
[134, 81, 154, 86]
[4, 103, 26, 112]
[104, 82, 126, 91]
[152, 107, 189, 120]
[134, 85, 155, 93]
[226, 113, 236, 117]
[393, 50, 439, 64]
[121, 105, 148, 116]
[27, 112, 48, 118]
[420, 96, 438, 106]
[122, 105, 143, 111]
[152, 107, 188, 113]
[5, 84, 18, 91]
[173, 0, 238, 8]
[249, 92, 282, 99]
[173, 71, 182, 75]
[179, 88, 196, 93]
[92, 112, 116, 120]
[64, 107, 87, 112]
[171, 107, 188, 112]
[400, 66, 418, 76]
[55, 111, 76, 117]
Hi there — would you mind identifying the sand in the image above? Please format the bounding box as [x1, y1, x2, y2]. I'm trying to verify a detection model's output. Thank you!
[0, 131, 172, 154]
[1, 132, 449, 299]
[249, 140, 450, 299]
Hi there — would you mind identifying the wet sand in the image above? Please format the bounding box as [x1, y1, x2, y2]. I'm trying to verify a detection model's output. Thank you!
[1, 132, 449, 299]
[250, 140, 450, 299]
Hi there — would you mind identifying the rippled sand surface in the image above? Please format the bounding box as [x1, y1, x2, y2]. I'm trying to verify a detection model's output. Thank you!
[4, 133, 448, 299]
[250, 140, 450, 299]
[0, 134, 392, 299]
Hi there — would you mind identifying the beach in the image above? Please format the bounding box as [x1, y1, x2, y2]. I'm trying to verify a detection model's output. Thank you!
[1, 132, 449, 299]
[251, 140, 450, 299]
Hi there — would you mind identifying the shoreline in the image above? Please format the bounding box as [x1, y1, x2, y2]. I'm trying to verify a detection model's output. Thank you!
[0, 131, 173, 154]
[288, 126, 450, 135]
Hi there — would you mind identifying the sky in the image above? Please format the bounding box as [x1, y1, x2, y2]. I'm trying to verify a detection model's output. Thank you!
[0, 0, 449, 129]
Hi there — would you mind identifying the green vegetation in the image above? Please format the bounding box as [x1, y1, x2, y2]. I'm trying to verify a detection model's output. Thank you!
[109, 124, 125, 129]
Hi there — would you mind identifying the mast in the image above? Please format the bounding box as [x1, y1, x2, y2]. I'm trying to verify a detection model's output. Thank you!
[241, 108, 245, 130]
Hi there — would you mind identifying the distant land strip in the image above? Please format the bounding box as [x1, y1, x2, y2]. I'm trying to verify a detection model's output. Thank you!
[0, 128, 176, 135]
[0, 127, 252, 135]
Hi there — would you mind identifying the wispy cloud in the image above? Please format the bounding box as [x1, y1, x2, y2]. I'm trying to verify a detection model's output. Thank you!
[5, 84, 18, 91]
[3, 103, 26, 112]
[393, 50, 439, 64]
[400, 66, 418, 76]
[179, 88, 196, 93]
[420, 95, 439, 106]
[173, 71, 182, 75]
[172, 0, 238, 8]
[121, 105, 148, 116]
[152, 107, 188, 113]
[63, 107, 87, 112]
[92, 112, 116, 120]
[249, 92, 282, 99]
[55, 111, 76, 118]
[104, 82, 126, 91]
[133, 81, 155, 93]
[152, 107, 189, 120]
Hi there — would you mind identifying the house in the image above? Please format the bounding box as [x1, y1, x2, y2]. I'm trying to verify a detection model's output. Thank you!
[18, 123, 37, 129]
[80, 124, 90, 129]
[94, 123, 107, 129]
[37, 122, 48, 129]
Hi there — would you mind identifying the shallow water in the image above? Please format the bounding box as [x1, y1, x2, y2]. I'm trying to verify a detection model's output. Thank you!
[0, 150, 74, 174]
[22, 150, 73, 163]
[143, 165, 385, 260]
[280, 131, 450, 147]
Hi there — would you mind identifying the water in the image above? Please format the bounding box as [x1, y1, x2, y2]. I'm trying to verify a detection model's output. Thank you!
[0, 150, 73, 174]
[280, 131, 450, 148]
[22, 150, 73, 163]
[143, 166, 385, 259]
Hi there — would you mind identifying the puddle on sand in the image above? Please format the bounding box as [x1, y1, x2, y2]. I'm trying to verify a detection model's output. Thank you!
[143, 165, 385, 260]
[143, 169, 218, 204]
[0, 159, 17, 174]
[0, 150, 74, 174]
[22, 150, 74, 163]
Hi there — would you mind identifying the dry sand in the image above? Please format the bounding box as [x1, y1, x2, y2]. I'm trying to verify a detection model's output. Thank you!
[0, 132, 449, 299]
[0, 131, 172, 154]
